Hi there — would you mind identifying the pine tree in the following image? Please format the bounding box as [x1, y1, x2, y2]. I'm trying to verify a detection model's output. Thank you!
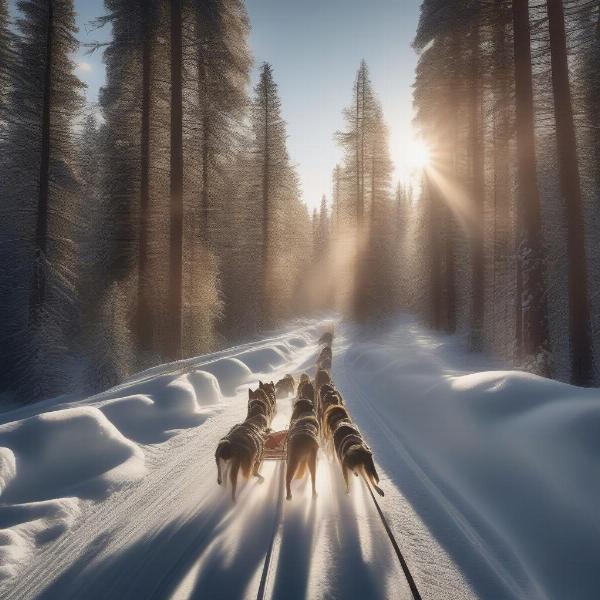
[136, 0, 158, 352]
[512, 0, 550, 373]
[315, 194, 329, 256]
[0, 0, 11, 134]
[249, 62, 293, 328]
[166, 0, 184, 360]
[0, 0, 84, 400]
[546, 0, 593, 385]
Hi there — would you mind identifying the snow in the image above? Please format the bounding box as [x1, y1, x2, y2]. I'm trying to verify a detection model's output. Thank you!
[0, 315, 598, 599]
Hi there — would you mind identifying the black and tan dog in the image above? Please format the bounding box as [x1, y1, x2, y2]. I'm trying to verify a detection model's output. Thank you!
[258, 380, 277, 407]
[317, 345, 332, 364]
[322, 403, 351, 453]
[275, 374, 295, 399]
[318, 384, 344, 425]
[297, 377, 314, 403]
[249, 381, 277, 418]
[318, 331, 334, 346]
[331, 418, 384, 497]
[286, 396, 320, 499]
[215, 417, 269, 502]
[317, 346, 332, 371]
[296, 373, 310, 397]
[247, 387, 275, 423]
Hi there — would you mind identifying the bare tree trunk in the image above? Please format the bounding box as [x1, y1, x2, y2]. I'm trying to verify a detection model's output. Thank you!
[137, 0, 152, 350]
[512, 0, 550, 373]
[546, 0, 594, 385]
[167, 0, 184, 360]
[32, 0, 54, 317]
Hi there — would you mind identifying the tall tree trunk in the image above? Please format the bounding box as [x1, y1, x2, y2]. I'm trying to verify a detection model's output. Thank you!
[32, 0, 54, 317]
[546, 0, 594, 385]
[512, 0, 550, 373]
[201, 114, 210, 241]
[262, 80, 270, 326]
[355, 74, 361, 226]
[167, 0, 184, 360]
[443, 33, 460, 335]
[469, 22, 485, 350]
[426, 173, 443, 330]
[197, 35, 210, 243]
[491, 8, 512, 357]
[137, 1, 152, 351]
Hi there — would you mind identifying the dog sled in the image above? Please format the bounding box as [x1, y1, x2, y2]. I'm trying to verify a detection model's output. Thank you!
[263, 430, 288, 461]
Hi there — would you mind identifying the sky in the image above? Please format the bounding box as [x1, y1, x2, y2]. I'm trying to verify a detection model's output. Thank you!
[10, 0, 423, 211]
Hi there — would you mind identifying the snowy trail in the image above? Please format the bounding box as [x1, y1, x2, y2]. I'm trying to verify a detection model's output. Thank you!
[0, 318, 477, 599]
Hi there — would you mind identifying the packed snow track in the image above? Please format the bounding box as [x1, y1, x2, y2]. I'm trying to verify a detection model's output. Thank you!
[2, 316, 597, 599]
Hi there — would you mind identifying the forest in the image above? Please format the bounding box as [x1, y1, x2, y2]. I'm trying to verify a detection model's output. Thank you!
[0, 0, 599, 404]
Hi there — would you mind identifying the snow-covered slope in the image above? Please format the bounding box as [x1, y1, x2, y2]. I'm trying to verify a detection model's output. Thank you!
[0, 315, 597, 599]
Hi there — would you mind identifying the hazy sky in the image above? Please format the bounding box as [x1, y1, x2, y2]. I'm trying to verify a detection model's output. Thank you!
[12, 0, 422, 210]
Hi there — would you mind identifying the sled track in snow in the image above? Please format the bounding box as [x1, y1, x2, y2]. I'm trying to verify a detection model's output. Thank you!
[254, 464, 422, 600]
[365, 479, 422, 600]
[256, 334, 422, 600]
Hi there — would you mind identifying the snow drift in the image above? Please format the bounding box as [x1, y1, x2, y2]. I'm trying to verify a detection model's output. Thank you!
[340, 321, 600, 599]
[0, 324, 315, 587]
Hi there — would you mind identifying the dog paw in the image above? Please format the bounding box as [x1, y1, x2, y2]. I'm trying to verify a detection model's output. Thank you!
[286, 494, 292, 500]
[257, 475, 265, 484]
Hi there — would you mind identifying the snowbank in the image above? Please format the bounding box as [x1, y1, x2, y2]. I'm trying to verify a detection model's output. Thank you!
[200, 357, 252, 396]
[341, 329, 600, 600]
[99, 372, 220, 444]
[0, 407, 145, 504]
[0, 322, 320, 590]
[234, 345, 288, 373]
[0, 498, 80, 580]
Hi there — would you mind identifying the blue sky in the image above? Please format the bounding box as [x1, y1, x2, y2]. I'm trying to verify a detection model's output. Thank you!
[10, 0, 422, 210]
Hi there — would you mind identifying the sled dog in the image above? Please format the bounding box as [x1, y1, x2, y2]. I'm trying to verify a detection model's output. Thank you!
[215, 419, 268, 502]
[286, 397, 320, 500]
[275, 374, 295, 399]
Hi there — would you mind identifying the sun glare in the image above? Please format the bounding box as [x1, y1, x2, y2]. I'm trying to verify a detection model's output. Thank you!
[394, 135, 431, 186]
[411, 139, 431, 169]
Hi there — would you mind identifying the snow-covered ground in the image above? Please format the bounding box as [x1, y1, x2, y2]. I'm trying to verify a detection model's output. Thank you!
[0, 315, 598, 599]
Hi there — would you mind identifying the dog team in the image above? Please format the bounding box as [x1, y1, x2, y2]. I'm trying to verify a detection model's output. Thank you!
[214, 327, 384, 502]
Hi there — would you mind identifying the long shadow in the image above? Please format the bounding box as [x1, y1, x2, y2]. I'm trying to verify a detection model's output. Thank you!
[37, 490, 234, 600]
[270, 490, 317, 600]
[184, 463, 283, 600]
[324, 468, 389, 600]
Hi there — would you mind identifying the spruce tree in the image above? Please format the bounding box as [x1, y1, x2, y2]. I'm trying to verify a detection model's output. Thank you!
[0, 0, 84, 400]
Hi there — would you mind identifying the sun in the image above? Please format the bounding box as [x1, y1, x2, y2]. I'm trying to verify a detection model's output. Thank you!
[394, 135, 431, 186]
[410, 138, 431, 170]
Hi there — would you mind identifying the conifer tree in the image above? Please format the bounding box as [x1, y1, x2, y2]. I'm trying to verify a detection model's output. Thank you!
[0, 0, 84, 399]
[512, 0, 550, 372]
[546, 0, 593, 384]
